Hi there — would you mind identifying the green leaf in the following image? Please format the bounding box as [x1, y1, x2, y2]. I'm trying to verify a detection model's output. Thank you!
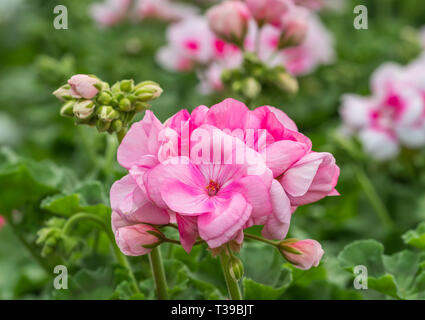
[402, 222, 425, 250]
[338, 240, 425, 299]
[40, 181, 110, 218]
[0, 147, 75, 215]
[240, 242, 292, 300]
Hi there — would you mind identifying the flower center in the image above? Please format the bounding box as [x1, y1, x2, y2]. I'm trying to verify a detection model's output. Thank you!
[206, 180, 220, 196]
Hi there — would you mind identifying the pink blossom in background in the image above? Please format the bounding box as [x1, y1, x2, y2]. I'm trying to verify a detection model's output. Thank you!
[156, 16, 216, 71]
[281, 13, 335, 75]
[245, 0, 291, 27]
[340, 57, 425, 160]
[294, 0, 324, 11]
[90, 0, 132, 27]
[280, 239, 324, 270]
[134, 0, 198, 22]
[157, 8, 335, 93]
[111, 98, 338, 270]
[206, 0, 251, 44]
[0, 215, 5, 230]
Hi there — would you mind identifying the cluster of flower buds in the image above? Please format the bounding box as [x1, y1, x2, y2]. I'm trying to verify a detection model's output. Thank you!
[36, 217, 78, 257]
[53, 74, 163, 135]
[221, 52, 298, 101]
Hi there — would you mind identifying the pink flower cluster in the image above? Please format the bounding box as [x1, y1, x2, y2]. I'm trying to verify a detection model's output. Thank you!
[90, 0, 198, 27]
[156, 0, 334, 94]
[340, 54, 425, 160]
[110, 98, 339, 269]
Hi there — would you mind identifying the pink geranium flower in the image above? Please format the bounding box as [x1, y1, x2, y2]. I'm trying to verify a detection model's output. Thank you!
[111, 98, 339, 261]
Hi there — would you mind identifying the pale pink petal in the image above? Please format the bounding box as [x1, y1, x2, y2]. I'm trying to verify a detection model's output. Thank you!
[280, 153, 323, 197]
[176, 215, 199, 253]
[262, 140, 307, 177]
[146, 157, 207, 208]
[117, 111, 164, 169]
[198, 193, 252, 248]
[262, 180, 291, 240]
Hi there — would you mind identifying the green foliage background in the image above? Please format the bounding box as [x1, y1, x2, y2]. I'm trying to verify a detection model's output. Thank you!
[1, 0, 425, 299]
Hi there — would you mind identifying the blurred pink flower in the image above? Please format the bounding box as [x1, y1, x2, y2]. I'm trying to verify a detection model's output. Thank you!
[156, 16, 216, 71]
[0, 215, 5, 230]
[280, 239, 324, 270]
[206, 1, 251, 44]
[90, 0, 131, 27]
[67, 74, 99, 99]
[134, 0, 198, 22]
[340, 59, 425, 160]
[246, 0, 291, 27]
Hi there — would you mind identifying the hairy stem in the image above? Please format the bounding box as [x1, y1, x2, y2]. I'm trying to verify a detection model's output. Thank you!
[148, 247, 169, 300]
[244, 233, 278, 247]
[355, 166, 394, 229]
[63, 212, 141, 294]
[219, 249, 243, 300]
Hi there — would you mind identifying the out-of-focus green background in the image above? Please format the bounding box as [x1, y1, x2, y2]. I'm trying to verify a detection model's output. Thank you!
[1, 0, 425, 300]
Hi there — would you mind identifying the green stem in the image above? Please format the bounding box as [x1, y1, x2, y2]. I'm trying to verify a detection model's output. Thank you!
[63, 212, 141, 294]
[355, 166, 394, 229]
[116, 128, 128, 144]
[244, 233, 278, 247]
[148, 247, 169, 300]
[219, 250, 243, 300]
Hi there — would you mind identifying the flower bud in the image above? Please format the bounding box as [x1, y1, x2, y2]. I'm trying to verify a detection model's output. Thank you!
[97, 91, 112, 105]
[279, 239, 324, 270]
[68, 74, 100, 99]
[97, 105, 119, 122]
[279, 6, 308, 49]
[228, 256, 244, 281]
[73, 100, 95, 119]
[60, 100, 75, 118]
[135, 81, 163, 99]
[120, 79, 134, 92]
[246, 0, 290, 27]
[96, 119, 110, 132]
[53, 84, 72, 101]
[242, 77, 261, 100]
[110, 119, 123, 133]
[207, 1, 250, 45]
[119, 98, 133, 112]
[115, 224, 164, 256]
[276, 72, 299, 94]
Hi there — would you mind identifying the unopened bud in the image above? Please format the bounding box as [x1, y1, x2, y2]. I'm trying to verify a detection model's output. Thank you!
[97, 106, 119, 122]
[276, 72, 299, 94]
[60, 100, 75, 118]
[135, 81, 163, 99]
[53, 84, 72, 101]
[120, 79, 134, 92]
[242, 77, 261, 100]
[228, 256, 244, 281]
[278, 239, 324, 270]
[96, 119, 111, 132]
[73, 100, 95, 119]
[97, 91, 112, 105]
[119, 98, 133, 112]
[110, 119, 123, 133]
